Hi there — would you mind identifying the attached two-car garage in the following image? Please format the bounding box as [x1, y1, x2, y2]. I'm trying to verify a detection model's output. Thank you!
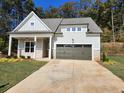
[56, 44, 92, 60]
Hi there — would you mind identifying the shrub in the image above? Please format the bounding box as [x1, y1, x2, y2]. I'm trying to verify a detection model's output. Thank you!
[0, 58, 18, 62]
[6, 56, 12, 58]
[103, 60, 117, 65]
[27, 56, 31, 59]
[20, 55, 25, 59]
[0, 37, 5, 50]
[103, 52, 109, 62]
[13, 56, 17, 59]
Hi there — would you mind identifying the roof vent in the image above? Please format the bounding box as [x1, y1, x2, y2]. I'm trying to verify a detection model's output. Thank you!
[31, 22, 34, 26]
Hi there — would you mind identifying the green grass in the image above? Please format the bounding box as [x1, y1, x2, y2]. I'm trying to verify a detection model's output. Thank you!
[0, 61, 47, 93]
[103, 55, 124, 81]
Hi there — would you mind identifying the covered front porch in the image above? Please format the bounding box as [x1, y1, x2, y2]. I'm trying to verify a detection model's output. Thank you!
[8, 33, 53, 59]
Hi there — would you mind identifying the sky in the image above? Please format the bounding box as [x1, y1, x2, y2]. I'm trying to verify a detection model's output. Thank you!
[33, 0, 79, 9]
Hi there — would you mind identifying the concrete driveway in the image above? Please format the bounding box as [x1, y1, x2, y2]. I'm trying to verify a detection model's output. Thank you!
[5, 60, 124, 93]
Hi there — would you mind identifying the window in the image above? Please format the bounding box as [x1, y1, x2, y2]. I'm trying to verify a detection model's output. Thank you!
[31, 42, 34, 52]
[25, 42, 34, 52]
[74, 45, 82, 48]
[77, 27, 81, 31]
[25, 42, 30, 52]
[72, 27, 76, 31]
[65, 45, 73, 48]
[66, 27, 81, 32]
[67, 28, 70, 31]
[84, 45, 91, 48]
[57, 44, 64, 47]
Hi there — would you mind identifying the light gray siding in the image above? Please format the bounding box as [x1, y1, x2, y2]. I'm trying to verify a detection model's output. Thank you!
[53, 25, 101, 61]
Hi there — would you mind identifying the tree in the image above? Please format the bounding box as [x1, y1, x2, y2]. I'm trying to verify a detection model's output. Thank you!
[79, 0, 92, 10]
[35, 7, 45, 18]
[60, 2, 77, 18]
[44, 6, 60, 18]
[49, 7, 60, 18]
[0, 0, 36, 51]
[118, 14, 124, 42]
[0, 0, 14, 32]
[24, 0, 34, 15]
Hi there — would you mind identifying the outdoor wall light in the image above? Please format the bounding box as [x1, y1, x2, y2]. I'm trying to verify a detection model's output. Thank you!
[72, 38, 74, 43]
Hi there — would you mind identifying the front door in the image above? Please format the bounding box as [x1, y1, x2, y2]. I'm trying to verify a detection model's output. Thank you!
[43, 38, 49, 57]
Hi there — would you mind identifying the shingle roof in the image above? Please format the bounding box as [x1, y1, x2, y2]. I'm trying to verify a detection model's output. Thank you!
[10, 12, 102, 34]
[42, 18, 63, 32]
[41, 18, 102, 33]
[61, 18, 90, 25]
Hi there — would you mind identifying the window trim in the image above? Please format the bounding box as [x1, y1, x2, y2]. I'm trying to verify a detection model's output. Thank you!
[24, 41, 35, 53]
[65, 26, 86, 32]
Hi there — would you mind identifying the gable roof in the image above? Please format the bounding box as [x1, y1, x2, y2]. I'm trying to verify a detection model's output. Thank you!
[11, 11, 102, 34]
[13, 11, 52, 32]
[41, 18, 102, 33]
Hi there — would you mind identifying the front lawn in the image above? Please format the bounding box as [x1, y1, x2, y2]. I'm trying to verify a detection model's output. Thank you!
[0, 59, 47, 93]
[102, 55, 124, 81]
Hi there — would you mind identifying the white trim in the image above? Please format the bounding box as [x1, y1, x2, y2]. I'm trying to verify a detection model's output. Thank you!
[42, 39, 44, 58]
[91, 45, 94, 61]
[49, 36, 52, 59]
[33, 36, 37, 59]
[10, 33, 53, 38]
[13, 11, 52, 32]
[8, 36, 12, 56]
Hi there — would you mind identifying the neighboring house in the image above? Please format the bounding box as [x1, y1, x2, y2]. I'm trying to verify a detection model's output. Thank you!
[8, 11, 102, 61]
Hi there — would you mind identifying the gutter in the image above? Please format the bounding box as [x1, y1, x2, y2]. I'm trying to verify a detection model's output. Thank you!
[86, 31, 102, 34]
[7, 31, 55, 34]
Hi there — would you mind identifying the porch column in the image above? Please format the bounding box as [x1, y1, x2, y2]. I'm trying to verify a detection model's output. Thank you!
[49, 36, 52, 59]
[8, 35, 12, 56]
[33, 36, 37, 59]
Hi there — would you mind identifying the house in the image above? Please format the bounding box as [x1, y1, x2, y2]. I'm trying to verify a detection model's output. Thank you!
[8, 11, 102, 61]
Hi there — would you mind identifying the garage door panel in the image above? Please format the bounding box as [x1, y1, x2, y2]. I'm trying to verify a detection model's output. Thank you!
[56, 44, 92, 60]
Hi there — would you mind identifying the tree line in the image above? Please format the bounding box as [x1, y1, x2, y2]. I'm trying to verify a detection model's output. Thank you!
[0, 0, 124, 48]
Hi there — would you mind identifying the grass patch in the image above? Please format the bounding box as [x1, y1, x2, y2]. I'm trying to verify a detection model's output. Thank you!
[0, 60, 47, 93]
[102, 55, 124, 81]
